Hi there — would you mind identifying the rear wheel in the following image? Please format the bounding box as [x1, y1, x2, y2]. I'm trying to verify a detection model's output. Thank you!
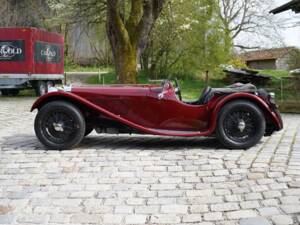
[34, 101, 86, 150]
[216, 100, 265, 149]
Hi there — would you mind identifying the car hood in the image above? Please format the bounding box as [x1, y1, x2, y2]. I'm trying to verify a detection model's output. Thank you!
[67, 84, 160, 98]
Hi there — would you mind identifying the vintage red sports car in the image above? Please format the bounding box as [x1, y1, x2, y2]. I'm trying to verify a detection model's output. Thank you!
[31, 80, 283, 150]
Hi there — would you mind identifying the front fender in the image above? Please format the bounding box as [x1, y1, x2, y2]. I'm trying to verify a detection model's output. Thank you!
[31, 91, 98, 112]
[31, 91, 152, 132]
[208, 92, 282, 134]
[31, 91, 135, 125]
[31, 91, 206, 137]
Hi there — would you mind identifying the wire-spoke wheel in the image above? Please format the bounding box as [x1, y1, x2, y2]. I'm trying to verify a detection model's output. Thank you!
[216, 100, 265, 149]
[34, 101, 85, 149]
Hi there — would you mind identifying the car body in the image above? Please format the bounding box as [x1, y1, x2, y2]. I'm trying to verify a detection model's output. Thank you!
[31, 80, 283, 150]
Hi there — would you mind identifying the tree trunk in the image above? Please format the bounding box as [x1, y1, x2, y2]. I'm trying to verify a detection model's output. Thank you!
[114, 44, 137, 83]
[106, 0, 138, 84]
[106, 0, 165, 84]
[224, 28, 233, 59]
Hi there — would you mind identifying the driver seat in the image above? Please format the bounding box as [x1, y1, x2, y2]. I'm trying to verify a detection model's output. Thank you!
[198, 86, 212, 104]
[185, 86, 212, 105]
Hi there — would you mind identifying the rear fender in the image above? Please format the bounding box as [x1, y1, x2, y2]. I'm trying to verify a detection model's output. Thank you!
[209, 92, 282, 134]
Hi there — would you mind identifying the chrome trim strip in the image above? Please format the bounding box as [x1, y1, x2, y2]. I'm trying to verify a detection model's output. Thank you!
[0, 74, 29, 79]
[0, 74, 64, 80]
[30, 74, 64, 80]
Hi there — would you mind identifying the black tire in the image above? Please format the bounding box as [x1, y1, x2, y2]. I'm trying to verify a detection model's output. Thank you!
[85, 125, 94, 136]
[35, 81, 47, 96]
[1, 89, 19, 96]
[34, 101, 86, 150]
[216, 100, 266, 149]
[10, 89, 19, 96]
[1, 90, 10, 96]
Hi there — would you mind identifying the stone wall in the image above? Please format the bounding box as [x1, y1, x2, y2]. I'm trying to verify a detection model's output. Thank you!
[276, 55, 290, 71]
[66, 23, 111, 66]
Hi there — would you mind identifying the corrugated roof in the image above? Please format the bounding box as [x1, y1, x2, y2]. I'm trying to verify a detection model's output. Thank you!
[270, 0, 300, 14]
[240, 47, 295, 62]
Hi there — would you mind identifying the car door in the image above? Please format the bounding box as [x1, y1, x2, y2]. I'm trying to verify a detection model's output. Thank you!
[144, 86, 210, 131]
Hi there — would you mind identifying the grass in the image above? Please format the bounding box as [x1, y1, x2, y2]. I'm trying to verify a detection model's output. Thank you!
[64, 62, 111, 73]
[259, 70, 290, 78]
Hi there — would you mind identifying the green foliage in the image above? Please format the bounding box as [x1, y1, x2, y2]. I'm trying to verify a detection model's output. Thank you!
[142, 0, 230, 80]
[259, 70, 289, 78]
[228, 58, 247, 69]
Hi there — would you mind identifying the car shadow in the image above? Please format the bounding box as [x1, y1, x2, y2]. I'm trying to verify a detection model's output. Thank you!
[0, 133, 224, 151]
[80, 134, 224, 150]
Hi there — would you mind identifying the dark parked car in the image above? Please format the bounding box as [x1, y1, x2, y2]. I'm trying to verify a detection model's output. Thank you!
[31, 80, 283, 150]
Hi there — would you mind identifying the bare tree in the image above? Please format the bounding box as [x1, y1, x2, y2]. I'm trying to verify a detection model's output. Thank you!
[0, 0, 53, 29]
[217, 0, 281, 51]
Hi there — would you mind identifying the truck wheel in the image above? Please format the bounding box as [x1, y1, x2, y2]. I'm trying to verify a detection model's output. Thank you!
[1, 90, 9, 96]
[216, 100, 265, 149]
[34, 101, 86, 150]
[1, 90, 19, 96]
[47, 81, 55, 90]
[10, 89, 20, 96]
[35, 81, 47, 96]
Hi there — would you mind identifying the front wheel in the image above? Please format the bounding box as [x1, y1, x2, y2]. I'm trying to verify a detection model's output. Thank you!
[34, 101, 86, 150]
[216, 100, 265, 149]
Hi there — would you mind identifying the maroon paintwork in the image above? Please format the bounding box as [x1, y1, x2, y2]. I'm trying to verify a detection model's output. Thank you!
[31, 82, 283, 137]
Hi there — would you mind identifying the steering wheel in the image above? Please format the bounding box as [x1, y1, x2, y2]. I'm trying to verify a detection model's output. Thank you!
[160, 79, 182, 101]
[174, 78, 182, 101]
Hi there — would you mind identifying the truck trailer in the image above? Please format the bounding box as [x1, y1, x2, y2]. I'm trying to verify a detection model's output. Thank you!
[0, 27, 64, 96]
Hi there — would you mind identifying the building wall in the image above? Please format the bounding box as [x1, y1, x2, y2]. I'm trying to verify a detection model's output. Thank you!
[247, 59, 276, 70]
[67, 24, 111, 66]
[276, 55, 290, 70]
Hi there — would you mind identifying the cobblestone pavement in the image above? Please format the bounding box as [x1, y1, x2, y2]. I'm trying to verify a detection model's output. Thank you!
[0, 97, 300, 225]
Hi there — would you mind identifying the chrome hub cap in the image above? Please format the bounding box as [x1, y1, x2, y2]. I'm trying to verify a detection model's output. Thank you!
[53, 122, 64, 132]
[224, 110, 256, 143]
[238, 120, 246, 132]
